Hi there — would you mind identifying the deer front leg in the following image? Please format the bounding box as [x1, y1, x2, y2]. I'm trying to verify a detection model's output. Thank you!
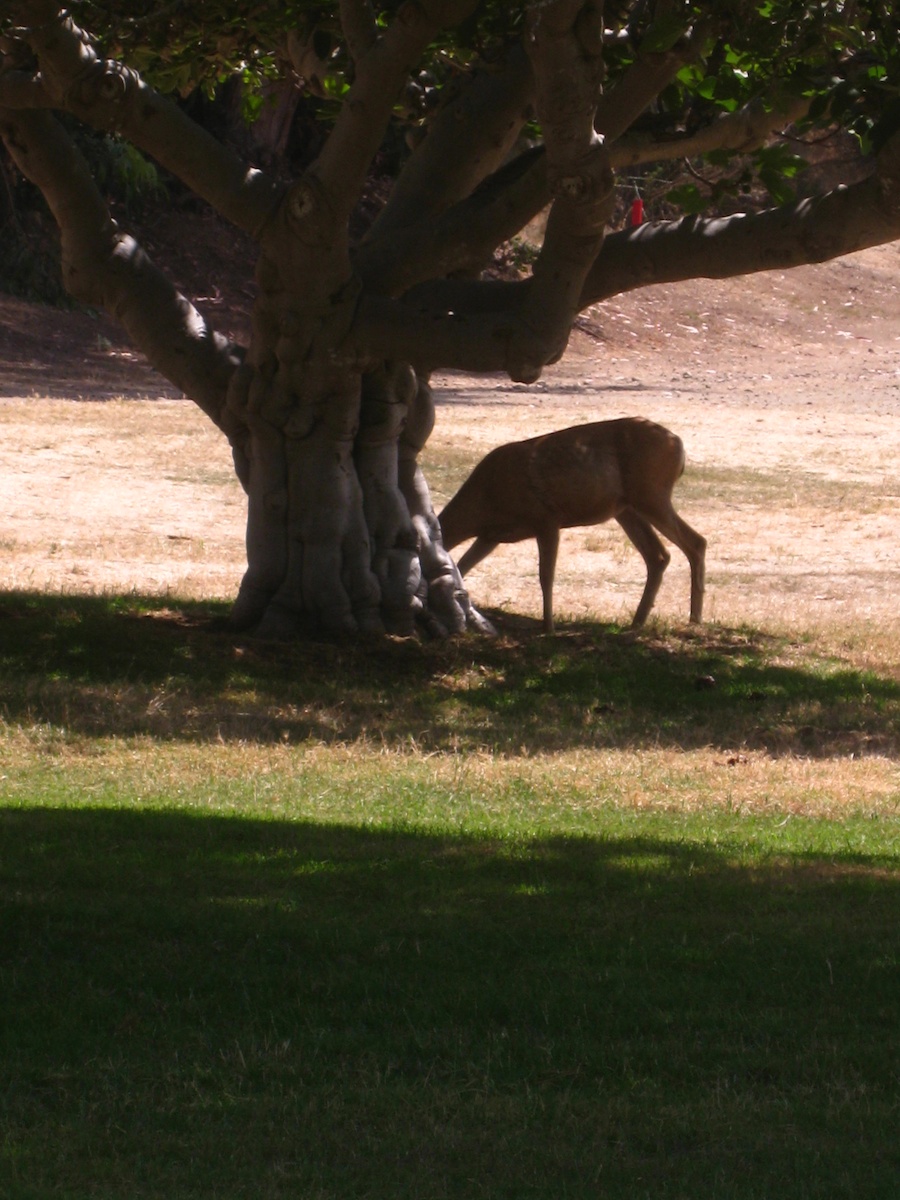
[457, 536, 499, 577]
[536, 527, 560, 633]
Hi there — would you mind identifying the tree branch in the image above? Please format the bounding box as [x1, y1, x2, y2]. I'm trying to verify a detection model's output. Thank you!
[354, 146, 549, 296]
[0, 69, 49, 107]
[312, 0, 479, 218]
[364, 42, 536, 249]
[348, 292, 545, 379]
[0, 105, 246, 442]
[580, 136, 900, 304]
[353, 126, 900, 364]
[340, 0, 378, 62]
[516, 0, 611, 369]
[594, 13, 714, 141]
[357, 7, 702, 297]
[389, 82, 807, 292]
[612, 91, 811, 169]
[9, 1, 282, 235]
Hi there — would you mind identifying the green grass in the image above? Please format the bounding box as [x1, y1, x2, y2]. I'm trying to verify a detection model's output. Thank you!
[4, 804, 900, 1199]
[1, 591, 898, 756]
[681, 464, 890, 509]
[2, 591, 900, 1198]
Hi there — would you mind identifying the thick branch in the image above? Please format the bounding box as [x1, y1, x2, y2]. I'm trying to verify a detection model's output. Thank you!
[357, 9, 700, 297]
[340, 0, 378, 62]
[349, 293, 556, 382]
[528, 0, 605, 155]
[9, 1, 282, 235]
[313, 0, 479, 217]
[355, 147, 549, 296]
[353, 87, 819, 302]
[594, 14, 714, 142]
[519, 0, 611, 365]
[0, 68, 49, 107]
[365, 43, 536, 247]
[364, 89, 813, 297]
[612, 91, 811, 170]
[0, 105, 245, 439]
[581, 127, 900, 304]
[391, 125, 900, 331]
[354, 127, 900, 366]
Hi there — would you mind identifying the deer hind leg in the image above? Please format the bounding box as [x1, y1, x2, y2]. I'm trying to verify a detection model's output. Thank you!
[634, 497, 707, 624]
[536, 527, 560, 633]
[616, 508, 671, 627]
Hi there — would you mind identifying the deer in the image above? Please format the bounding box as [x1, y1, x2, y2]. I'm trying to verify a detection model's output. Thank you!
[438, 417, 706, 633]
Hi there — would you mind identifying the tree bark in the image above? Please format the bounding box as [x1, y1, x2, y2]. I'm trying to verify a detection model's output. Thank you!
[389, 126, 900, 336]
[581, 129, 900, 303]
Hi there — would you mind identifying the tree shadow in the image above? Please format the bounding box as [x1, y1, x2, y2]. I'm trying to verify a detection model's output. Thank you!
[2, 805, 899, 1198]
[1, 589, 898, 758]
[0, 295, 179, 400]
[433, 378, 655, 406]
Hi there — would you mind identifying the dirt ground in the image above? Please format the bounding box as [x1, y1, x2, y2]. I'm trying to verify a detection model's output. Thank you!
[1, 237, 899, 639]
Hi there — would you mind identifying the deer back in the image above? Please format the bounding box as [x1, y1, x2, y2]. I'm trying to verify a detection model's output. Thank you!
[440, 417, 686, 546]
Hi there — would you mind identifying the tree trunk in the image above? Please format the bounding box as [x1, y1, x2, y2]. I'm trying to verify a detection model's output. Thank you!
[227, 342, 493, 638]
[210, 164, 493, 638]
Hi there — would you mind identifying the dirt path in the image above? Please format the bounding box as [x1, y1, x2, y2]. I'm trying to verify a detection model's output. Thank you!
[1, 243, 899, 637]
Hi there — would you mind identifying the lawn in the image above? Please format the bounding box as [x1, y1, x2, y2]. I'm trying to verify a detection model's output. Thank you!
[2, 592, 900, 1199]
[3, 268, 900, 1196]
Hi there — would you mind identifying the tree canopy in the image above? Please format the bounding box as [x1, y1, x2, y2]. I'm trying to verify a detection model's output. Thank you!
[1, 1, 899, 638]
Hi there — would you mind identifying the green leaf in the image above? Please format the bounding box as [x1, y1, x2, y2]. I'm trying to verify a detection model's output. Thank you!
[641, 13, 689, 54]
[759, 168, 795, 206]
[666, 183, 708, 214]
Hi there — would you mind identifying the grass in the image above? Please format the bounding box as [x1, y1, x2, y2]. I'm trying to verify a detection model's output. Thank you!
[9, 265, 900, 1192]
[682, 464, 892, 510]
[2, 591, 900, 1198]
[3, 805, 900, 1199]
[2, 591, 899, 757]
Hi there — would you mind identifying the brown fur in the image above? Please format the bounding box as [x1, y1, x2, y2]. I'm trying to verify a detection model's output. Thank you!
[439, 417, 706, 632]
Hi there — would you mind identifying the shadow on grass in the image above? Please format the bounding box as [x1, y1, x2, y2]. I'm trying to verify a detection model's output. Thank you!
[2, 805, 900, 1199]
[2, 589, 899, 758]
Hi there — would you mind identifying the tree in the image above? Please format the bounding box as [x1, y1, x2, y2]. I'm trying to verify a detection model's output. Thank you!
[1, 1, 899, 638]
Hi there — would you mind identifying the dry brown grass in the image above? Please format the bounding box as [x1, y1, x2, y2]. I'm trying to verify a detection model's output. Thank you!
[2, 723, 897, 824]
[2, 246, 900, 822]
[3, 244, 900, 640]
[0, 397, 245, 598]
[3, 317, 900, 649]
